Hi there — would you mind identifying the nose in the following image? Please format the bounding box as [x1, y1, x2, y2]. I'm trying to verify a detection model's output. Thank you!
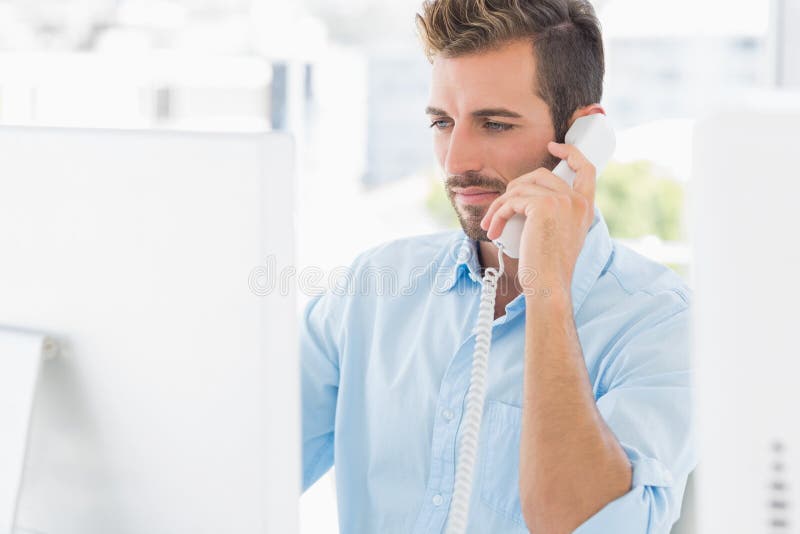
[443, 124, 483, 178]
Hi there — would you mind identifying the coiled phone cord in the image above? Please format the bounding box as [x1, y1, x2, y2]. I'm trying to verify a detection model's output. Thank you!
[445, 246, 505, 534]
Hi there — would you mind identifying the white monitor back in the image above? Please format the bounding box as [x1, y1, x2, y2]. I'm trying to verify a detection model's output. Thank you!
[0, 127, 298, 534]
[692, 97, 800, 533]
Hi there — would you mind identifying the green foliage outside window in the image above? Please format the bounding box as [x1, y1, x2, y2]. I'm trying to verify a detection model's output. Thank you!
[596, 161, 685, 241]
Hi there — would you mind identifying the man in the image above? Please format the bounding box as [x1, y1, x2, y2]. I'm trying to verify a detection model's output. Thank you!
[301, 0, 695, 532]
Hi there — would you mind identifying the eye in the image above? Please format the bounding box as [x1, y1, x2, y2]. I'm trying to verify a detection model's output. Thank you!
[429, 119, 451, 130]
[484, 121, 513, 132]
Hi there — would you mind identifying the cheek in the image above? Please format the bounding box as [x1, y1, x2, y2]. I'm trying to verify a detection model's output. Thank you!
[495, 143, 546, 179]
[507, 135, 557, 172]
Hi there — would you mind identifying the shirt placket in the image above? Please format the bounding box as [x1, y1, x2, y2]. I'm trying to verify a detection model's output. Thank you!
[412, 313, 513, 533]
[412, 330, 474, 533]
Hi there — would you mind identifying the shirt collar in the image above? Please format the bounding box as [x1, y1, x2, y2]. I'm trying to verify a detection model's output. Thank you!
[434, 205, 614, 317]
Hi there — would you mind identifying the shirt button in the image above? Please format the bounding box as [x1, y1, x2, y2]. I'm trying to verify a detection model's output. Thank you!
[432, 494, 443, 506]
[441, 408, 454, 421]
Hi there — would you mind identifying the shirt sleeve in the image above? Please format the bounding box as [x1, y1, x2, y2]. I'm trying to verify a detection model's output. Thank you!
[300, 293, 341, 493]
[573, 297, 697, 534]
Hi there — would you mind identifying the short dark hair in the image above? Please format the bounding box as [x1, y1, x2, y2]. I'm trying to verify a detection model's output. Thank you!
[415, 0, 605, 142]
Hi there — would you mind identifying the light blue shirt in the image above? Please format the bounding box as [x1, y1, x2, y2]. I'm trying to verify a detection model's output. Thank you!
[300, 206, 696, 533]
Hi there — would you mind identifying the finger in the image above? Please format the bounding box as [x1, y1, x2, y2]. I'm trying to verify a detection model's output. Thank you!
[572, 161, 597, 201]
[507, 167, 571, 194]
[547, 141, 596, 201]
[547, 141, 593, 173]
[485, 193, 550, 240]
[480, 183, 553, 230]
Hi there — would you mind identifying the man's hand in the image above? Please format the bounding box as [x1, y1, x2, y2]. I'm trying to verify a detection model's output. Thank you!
[481, 142, 632, 532]
[480, 141, 597, 299]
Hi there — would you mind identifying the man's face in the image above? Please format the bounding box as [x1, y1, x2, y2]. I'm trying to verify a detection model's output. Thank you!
[427, 39, 558, 241]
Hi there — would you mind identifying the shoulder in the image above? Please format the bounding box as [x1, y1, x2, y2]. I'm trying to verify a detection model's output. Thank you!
[601, 239, 690, 317]
[581, 238, 691, 365]
[350, 230, 464, 271]
[589, 241, 692, 391]
[301, 230, 464, 347]
[304, 229, 463, 309]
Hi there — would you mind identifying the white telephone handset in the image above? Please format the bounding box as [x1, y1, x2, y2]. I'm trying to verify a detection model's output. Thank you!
[492, 113, 617, 258]
[444, 113, 616, 534]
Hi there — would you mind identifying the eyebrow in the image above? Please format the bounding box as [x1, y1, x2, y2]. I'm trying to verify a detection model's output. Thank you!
[425, 106, 523, 119]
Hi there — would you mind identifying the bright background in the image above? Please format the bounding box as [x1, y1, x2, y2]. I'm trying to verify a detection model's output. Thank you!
[0, 0, 792, 532]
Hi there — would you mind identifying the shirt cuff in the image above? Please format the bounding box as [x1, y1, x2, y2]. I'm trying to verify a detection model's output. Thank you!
[572, 485, 653, 534]
[572, 442, 674, 533]
[620, 441, 674, 488]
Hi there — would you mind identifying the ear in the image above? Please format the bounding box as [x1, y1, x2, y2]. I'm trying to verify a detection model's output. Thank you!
[567, 103, 606, 129]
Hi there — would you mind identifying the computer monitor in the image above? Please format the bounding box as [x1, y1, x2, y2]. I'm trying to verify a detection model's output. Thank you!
[0, 126, 299, 534]
[691, 95, 800, 533]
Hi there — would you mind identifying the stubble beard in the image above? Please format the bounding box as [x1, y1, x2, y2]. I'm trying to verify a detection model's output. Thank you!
[445, 155, 559, 242]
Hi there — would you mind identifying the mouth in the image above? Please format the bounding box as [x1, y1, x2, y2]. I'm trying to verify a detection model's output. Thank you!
[452, 187, 501, 206]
